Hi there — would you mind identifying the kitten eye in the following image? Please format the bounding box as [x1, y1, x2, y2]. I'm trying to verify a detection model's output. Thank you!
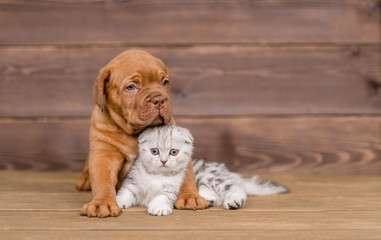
[150, 148, 159, 155]
[162, 79, 169, 87]
[169, 149, 179, 156]
[126, 84, 136, 91]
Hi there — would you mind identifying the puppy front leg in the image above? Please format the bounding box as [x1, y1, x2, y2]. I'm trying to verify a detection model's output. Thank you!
[80, 146, 124, 218]
[76, 158, 91, 191]
[175, 161, 208, 210]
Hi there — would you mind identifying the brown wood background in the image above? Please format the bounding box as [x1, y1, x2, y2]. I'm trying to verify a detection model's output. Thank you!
[0, 0, 380, 174]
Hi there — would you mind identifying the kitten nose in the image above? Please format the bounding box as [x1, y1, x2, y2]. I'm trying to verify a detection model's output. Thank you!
[151, 95, 165, 109]
[160, 160, 167, 165]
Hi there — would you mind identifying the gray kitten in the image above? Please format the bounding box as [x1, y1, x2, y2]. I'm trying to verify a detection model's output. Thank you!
[116, 125, 193, 216]
[116, 125, 288, 216]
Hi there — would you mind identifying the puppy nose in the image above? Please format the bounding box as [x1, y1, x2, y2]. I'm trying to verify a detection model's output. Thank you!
[161, 160, 167, 165]
[151, 95, 165, 109]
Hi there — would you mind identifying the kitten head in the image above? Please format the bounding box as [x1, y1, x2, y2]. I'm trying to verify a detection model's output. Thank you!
[137, 125, 194, 175]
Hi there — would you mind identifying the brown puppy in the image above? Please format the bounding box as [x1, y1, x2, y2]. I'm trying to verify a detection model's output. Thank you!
[76, 50, 208, 218]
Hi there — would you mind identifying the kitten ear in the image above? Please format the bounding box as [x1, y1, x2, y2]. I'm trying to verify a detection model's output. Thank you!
[182, 128, 194, 144]
[138, 134, 146, 144]
[138, 128, 152, 143]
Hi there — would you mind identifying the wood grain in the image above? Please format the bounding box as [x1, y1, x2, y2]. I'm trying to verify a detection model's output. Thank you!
[1, 116, 380, 174]
[1, 172, 380, 239]
[0, 119, 89, 171]
[4, 230, 381, 240]
[2, 171, 380, 194]
[3, 230, 381, 240]
[1, 210, 380, 230]
[0, 0, 379, 45]
[0, 45, 380, 117]
[0, 0, 380, 177]
[181, 116, 381, 175]
[2, 192, 381, 212]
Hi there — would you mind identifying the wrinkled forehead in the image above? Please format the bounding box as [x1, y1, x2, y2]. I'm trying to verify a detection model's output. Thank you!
[112, 66, 167, 87]
[107, 52, 167, 83]
[113, 53, 165, 72]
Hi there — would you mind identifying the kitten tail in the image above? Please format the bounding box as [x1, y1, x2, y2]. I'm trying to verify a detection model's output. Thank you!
[242, 176, 289, 196]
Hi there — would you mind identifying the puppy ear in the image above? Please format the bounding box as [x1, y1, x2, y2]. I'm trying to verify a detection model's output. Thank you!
[158, 58, 170, 79]
[163, 64, 169, 76]
[93, 67, 110, 112]
[182, 128, 194, 144]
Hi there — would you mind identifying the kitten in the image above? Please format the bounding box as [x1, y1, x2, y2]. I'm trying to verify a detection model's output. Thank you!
[116, 125, 193, 216]
[116, 125, 288, 216]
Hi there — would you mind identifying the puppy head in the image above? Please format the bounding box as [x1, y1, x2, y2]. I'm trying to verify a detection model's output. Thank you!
[94, 50, 173, 134]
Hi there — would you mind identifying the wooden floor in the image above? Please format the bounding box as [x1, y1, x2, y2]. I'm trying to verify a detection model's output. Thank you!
[1, 171, 380, 240]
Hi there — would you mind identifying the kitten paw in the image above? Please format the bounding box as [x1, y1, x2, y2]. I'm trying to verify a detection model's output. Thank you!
[148, 195, 173, 216]
[199, 186, 219, 207]
[223, 191, 247, 210]
[206, 199, 216, 207]
[148, 206, 173, 216]
[148, 201, 173, 216]
[116, 189, 134, 209]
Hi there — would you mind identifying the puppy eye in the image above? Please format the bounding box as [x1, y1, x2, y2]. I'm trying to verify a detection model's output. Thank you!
[169, 149, 179, 156]
[162, 79, 169, 87]
[151, 148, 159, 155]
[126, 84, 136, 91]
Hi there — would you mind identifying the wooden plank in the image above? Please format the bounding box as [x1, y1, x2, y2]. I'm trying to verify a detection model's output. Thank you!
[2, 171, 381, 194]
[1, 173, 380, 239]
[181, 116, 381, 175]
[3, 230, 381, 240]
[1, 172, 380, 211]
[0, 0, 379, 45]
[0, 171, 80, 193]
[2, 192, 381, 212]
[0, 119, 89, 171]
[260, 175, 381, 194]
[1, 210, 380, 230]
[1, 116, 381, 174]
[1, 171, 380, 195]
[0, 45, 380, 117]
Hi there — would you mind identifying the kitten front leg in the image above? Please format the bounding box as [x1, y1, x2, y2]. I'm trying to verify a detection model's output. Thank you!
[116, 187, 137, 209]
[148, 194, 174, 216]
[198, 184, 220, 207]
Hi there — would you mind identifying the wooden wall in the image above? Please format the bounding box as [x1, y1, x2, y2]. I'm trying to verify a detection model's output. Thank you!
[0, 0, 380, 174]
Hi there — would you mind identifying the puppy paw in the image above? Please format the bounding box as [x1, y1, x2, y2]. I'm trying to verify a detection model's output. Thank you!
[223, 191, 247, 210]
[148, 197, 173, 216]
[80, 198, 120, 218]
[175, 193, 208, 210]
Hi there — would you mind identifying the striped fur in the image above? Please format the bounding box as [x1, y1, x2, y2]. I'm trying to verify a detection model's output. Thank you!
[117, 125, 288, 215]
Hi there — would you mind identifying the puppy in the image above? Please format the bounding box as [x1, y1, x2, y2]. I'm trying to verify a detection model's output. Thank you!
[76, 50, 208, 218]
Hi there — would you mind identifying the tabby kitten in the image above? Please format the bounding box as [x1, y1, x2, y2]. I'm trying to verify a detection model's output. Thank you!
[116, 125, 288, 216]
